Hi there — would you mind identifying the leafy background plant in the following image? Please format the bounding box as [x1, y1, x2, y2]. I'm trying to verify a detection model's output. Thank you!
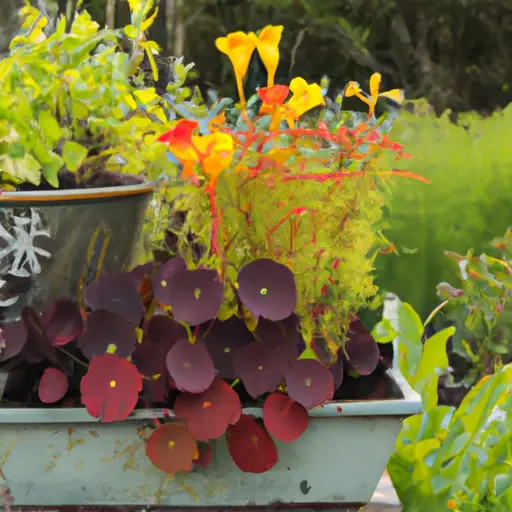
[374, 299, 512, 511]
[375, 103, 512, 318]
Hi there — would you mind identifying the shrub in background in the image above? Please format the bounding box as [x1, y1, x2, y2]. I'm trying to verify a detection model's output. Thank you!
[376, 101, 512, 318]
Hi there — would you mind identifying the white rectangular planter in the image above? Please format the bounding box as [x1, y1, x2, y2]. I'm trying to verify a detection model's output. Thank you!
[0, 369, 420, 510]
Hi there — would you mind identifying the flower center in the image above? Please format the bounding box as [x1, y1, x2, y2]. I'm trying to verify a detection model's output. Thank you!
[109, 380, 116, 388]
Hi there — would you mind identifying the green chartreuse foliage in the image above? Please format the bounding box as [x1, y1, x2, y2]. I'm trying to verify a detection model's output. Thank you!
[0, 1, 197, 189]
[376, 100, 512, 318]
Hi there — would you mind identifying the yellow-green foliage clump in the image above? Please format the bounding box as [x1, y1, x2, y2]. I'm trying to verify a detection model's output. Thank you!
[377, 100, 512, 317]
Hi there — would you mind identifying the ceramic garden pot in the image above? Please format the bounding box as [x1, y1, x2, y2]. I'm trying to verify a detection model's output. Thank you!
[0, 368, 421, 510]
[0, 182, 154, 324]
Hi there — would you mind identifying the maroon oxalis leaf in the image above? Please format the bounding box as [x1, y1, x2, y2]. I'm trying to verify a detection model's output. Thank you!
[203, 317, 254, 379]
[152, 256, 187, 305]
[83, 273, 144, 325]
[133, 315, 187, 376]
[142, 375, 169, 403]
[146, 423, 197, 475]
[164, 269, 224, 325]
[21, 306, 58, 365]
[237, 259, 297, 321]
[232, 321, 298, 399]
[174, 377, 241, 441]
[331, 354, 345, 390]
[39, 368, 69, 404]
[77, 310, 137, 360]
[147, 314, 187, 344]
[343, 318, 380, 376]
[285, 359, 334, 409]
[80, 354, 142, 422]
[227, 415, 278, 473]
[166, 339, 215, 393]
[0, 319, 28, 361]
[263, 392, 308, 442]
[42, 298, 83, 346]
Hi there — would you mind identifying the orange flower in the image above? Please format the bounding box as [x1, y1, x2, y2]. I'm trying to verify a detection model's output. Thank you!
[208, 112, 226, 132]
[215, 31, 257, 106]
[254, 25, 283, 87]
[447, 499, 457, 510]
[257, 85, 290, 130]
[345, 72, 404, 118]
[158, 120, 234, 179]
[286, 77, 325, 123]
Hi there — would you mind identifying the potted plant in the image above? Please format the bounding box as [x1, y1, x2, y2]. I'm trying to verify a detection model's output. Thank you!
[1, 21, 425, 509]
[423, 227, 512, 406]
[0, 0, 195, 321]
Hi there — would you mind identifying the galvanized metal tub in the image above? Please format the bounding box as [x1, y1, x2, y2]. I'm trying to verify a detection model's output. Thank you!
[0, 183, 154, 323]
[0, 369, 420, 510]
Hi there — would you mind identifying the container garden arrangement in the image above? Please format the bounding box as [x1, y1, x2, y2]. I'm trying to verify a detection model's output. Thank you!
[1, 8, 425, 510]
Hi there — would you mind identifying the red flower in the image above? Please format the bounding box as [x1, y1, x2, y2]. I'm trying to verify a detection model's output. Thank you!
[80, 354, 142, 422]
[258, 85, 289, 106]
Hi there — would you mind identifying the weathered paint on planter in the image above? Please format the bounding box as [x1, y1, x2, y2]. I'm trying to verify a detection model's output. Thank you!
[0, 183, 154, 323]
[0, 369, 421, 509]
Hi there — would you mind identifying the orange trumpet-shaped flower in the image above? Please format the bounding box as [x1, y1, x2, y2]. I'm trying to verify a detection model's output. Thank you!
[286, 77, 325, 121]
[215, 31, 257, 107]
[345, 72, 404, 118]
[254, 25, 283, 88]
[258, 85, 290, 112]
[158, 120, 234, 179]
[257, 85, 290, 131]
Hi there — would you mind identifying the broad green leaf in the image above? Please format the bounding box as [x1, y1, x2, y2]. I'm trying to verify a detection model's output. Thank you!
[410, 326, 455, 410]
[62, 141, 88, 172]
[39, 110, 63, 144]
[41, 151, 64, 187]
[371, 318, 396, 343]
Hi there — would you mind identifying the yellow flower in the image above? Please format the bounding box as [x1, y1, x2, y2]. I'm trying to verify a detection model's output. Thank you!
[254, 25, 283, 87]
[193, 132, 235, 179]
[286, 77, 325, 121]
[215, 31, 257, 106]
[345, 72, 404, 118]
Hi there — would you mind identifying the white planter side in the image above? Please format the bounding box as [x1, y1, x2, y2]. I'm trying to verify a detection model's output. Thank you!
[0, 369, 421, 508]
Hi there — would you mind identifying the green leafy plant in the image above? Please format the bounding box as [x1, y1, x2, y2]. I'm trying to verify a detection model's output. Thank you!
[372, 297, 455, 411]
[0, 0, 196, 189]
[388, 362, 511, 511]
[377, 298, 512, 511]
[432, 227, 512, 386]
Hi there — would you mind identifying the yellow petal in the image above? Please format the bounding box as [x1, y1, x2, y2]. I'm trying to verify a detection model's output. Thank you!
[258, 25, 283, 45]
[287, 80, 325, 118]
[215, 31, 256, 81]
[369, 72, 382, 99]
[289, 77, 309, 95]
[256, 25, 283, 87]
[344, 81, 361, 97]
[378, 88, 405, 105]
